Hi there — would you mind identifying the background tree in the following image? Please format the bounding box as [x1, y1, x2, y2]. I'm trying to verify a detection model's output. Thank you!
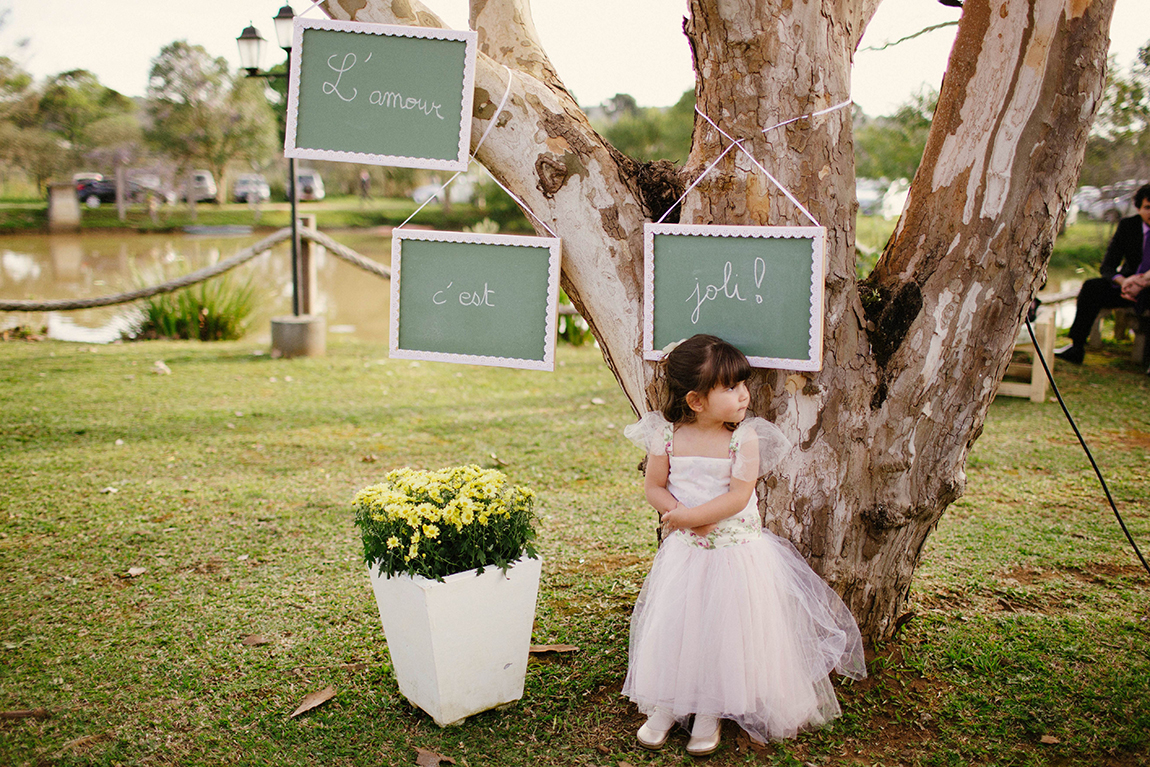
[854, 88, 936, 181]
[37, 69, 134, 166]
[320, 0, 1114, 643]
[593, 89, 695, 164]
[1081, 41, 1150, 187]
[0, 56, 64, 194]
[144, 41, 277, 202]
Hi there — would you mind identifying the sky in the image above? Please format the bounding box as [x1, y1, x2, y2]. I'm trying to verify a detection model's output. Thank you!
[0, 0, 1145, 117]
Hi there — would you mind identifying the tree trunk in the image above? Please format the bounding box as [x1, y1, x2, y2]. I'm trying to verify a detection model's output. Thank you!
[321, 0, 1114, 642]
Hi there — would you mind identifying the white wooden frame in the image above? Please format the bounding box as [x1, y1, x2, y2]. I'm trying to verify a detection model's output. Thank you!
[389, 230, 563, 370]
[642, 223, 827, 371]
[285, 17, 478, 172]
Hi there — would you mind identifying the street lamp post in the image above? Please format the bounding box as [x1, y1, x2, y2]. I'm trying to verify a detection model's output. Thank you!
[238, 5, 300, 317]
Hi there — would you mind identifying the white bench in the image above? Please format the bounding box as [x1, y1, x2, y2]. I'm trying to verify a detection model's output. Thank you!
[997, 311, 1057, 403]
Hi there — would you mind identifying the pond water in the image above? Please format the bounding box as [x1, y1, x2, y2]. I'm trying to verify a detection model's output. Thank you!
[0, 229, 394, 343]
[0, 228, 1086, 345]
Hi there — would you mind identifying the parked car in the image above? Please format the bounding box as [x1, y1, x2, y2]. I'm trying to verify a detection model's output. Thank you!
[233, 173, 271, 203]
[1093, 180, 1146, 222]
[287, 170, 325, 201]
[411, 178, 474, 205]
[179, 170, 218, 203]
[75, 178, 118, 206]
[127, 173, 175, 204]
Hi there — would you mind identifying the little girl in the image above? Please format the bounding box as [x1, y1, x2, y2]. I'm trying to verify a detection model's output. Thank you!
[622, 334, 866, 755]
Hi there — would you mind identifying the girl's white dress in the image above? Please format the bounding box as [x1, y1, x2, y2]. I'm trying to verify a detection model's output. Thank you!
[623, 412, 866, 743]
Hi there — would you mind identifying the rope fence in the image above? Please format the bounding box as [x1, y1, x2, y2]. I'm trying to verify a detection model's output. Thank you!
[0, 228, 392, 313]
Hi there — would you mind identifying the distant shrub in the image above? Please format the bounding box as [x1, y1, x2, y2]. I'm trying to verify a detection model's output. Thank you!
[132, 274, 259, 341]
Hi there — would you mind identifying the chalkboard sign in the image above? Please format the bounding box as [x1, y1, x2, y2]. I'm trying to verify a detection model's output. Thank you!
[285, 18, 477, 171]
[389, 230, 563, 370]
[642, 223, 826, 370]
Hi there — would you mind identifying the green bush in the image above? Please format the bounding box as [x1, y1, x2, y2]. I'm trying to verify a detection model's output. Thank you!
[132, 273, 259, 341]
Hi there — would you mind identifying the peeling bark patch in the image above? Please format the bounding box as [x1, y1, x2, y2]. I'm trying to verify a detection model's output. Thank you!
[799, 406, 824, 451]
[473, 88, 495, 120]
[389, 0, 411, 20]
[535, 155, 568, 198]
[1067, 0, 1093, 18]
[339, 0, 368, 15]
[599, 204, 626, 241]
[864, 281, 924, 368]
[538, 109, 596, 156]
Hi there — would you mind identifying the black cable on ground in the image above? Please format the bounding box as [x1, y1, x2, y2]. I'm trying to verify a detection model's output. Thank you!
[1025, 317, 1150, 577]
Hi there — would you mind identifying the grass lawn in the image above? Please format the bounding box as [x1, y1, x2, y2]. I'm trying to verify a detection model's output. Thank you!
[0, 337, 1148, 766]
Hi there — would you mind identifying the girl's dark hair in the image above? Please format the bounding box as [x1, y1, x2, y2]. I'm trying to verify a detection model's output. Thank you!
[658, 334, 752, 427]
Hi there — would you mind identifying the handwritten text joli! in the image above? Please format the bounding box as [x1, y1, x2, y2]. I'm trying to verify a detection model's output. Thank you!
[686, 258, 768, 324]
[322, 52, 445, 119]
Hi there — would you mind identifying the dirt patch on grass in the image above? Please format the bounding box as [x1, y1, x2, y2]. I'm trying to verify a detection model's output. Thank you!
[1109, 428, 1150, 450]
[1000, 565, 1058, 585]
[549, 551, 647, 577]
[1065, 561, 1149, 584]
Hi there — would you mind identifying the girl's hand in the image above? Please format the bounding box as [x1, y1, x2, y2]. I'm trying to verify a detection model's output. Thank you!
[660, 503, 689, 533]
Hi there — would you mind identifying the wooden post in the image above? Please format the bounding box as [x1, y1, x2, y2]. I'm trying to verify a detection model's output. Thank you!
[297, 214, 319, 316]
[270, 213, 325, 358]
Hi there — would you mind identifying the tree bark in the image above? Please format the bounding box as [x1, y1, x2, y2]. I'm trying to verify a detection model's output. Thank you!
[320, 0, 1114, 642]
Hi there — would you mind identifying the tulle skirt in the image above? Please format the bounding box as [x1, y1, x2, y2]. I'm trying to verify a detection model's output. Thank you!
[623, 530, 867, 743]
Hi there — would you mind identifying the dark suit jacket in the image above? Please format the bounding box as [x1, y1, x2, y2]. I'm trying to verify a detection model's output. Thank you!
[1101, 214, 1148, 279]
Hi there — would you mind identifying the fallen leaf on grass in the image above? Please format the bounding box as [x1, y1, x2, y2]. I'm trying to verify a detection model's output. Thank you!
[152, 360, 171, 375]
[1040, 735, 1061, 745]
[361, 454, 378, 463]
[529, 644, 579, 654]
[241, 635, 269, 646]
[0, 708, 50, 720]
[119, 567, 146, 578]
[290, 685, 335, 718]
[415, 747, 456, 766]
[99, 486, 118, 494]
[60, 732, 111, 751]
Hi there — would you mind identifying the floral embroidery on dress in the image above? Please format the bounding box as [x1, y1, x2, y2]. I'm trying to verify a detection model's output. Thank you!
[667, 425, 760, 550]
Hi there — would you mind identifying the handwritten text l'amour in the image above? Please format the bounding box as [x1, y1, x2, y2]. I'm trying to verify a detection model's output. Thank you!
[322, 52, 445, 119]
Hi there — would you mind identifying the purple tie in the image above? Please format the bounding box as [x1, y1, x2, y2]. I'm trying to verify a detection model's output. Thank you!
[1141, 227, 1150, 275]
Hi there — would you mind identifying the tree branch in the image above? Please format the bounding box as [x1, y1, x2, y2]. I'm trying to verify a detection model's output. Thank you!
[319, 0, 653, 411]
[470, 0, 565, 93]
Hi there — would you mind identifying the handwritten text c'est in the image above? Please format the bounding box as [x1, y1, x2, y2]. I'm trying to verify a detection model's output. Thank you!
[433, 282, 496, 308]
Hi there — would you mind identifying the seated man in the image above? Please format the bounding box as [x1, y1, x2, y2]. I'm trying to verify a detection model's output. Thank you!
[1056, 183, 1150, 366]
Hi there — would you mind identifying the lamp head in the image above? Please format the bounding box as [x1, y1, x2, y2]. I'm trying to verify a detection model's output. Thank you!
[273, 5, 296, 51]
[236, 24, 266, 76]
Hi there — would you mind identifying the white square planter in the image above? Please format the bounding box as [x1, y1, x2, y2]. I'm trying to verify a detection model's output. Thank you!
[367, 556, 542, 726]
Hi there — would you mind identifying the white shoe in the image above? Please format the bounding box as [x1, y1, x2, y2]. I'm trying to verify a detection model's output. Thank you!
[686, 714, 721, 757]
[636, 710, 675, 750]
